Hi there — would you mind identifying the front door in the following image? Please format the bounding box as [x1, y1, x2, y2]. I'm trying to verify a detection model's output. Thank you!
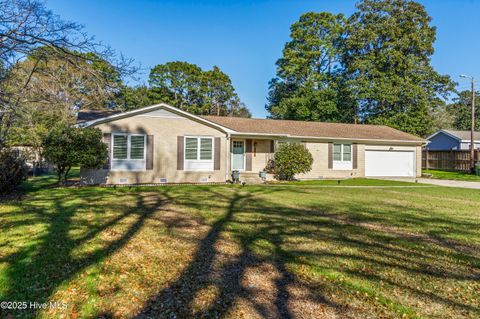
[232, 140, 245, 170]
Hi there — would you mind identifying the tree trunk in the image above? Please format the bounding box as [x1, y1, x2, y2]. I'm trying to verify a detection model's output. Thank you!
[57, 165, 65, 185]
[64, 166, 71, 185]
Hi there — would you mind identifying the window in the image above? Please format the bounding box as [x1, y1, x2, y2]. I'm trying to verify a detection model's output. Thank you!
[200, 138, 213, 160]
[185, 138, 198, 160]
[184, 136, 214, 171]
[343, 144, 352, 161]
[112, 134, 146, 171]
[333, 143, 352, 170]
[113, 135, 128, 159]
[333, 144, 342, 161]
[130, 136, 145, 160]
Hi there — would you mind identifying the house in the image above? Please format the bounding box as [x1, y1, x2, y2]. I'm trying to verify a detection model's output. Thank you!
[426, 129, 480, 151]
[77, 103, 425, 184]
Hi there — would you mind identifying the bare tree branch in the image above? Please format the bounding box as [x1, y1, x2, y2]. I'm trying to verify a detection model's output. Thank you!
[0, 0, 138, 149]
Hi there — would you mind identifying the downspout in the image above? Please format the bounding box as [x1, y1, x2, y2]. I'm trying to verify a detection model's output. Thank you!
[225, 132, 230, 181]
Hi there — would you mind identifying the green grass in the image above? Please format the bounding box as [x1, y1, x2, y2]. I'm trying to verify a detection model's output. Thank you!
[0, 175, 479, 318]
[286, 178, 425, 186]
[423, 169, 480, 181]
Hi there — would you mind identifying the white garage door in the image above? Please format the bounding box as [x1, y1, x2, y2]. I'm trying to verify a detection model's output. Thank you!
[365, 150, 415, 177]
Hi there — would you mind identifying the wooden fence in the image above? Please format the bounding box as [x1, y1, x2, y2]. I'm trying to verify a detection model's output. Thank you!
[422, 150, 479, 171]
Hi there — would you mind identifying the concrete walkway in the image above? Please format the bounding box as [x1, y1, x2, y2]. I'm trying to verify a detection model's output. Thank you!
[385, 178, 480, 189]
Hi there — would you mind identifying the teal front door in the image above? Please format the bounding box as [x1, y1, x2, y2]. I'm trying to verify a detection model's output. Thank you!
[232, 140, 245, 170]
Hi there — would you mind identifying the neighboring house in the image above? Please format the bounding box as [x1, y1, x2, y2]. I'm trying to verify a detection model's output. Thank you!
[10, 145, 52, 174]
[426, 129, 480, 150]
[77, 103, 425, 184]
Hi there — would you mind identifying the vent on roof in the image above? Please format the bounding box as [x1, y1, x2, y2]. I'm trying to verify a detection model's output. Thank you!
[118, 178, 128, 184]
[159, 178, 168, 184]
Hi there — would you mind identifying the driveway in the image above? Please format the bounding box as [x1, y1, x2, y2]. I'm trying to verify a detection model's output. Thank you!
[383, 177, 480, 189]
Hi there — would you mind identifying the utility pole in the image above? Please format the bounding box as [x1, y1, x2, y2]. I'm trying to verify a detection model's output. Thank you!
[471, 79, 476, 171]
[460, 74, 476, 171]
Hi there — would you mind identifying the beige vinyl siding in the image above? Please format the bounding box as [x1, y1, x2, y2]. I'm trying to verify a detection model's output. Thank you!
[296, 142, 420, 179]
[242, 139, 421, 179]
[250, 139, 274, 173]
[81, 112, 228, 184]
[296, 142, 365, 179]
[79, 104, 424, 184]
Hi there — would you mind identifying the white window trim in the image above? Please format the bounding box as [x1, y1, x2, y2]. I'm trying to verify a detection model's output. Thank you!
[111, 133, 146, 172]
[184, 136, 214, 172]
[231, 139, 246, 171]
[333, 143, 353, 170]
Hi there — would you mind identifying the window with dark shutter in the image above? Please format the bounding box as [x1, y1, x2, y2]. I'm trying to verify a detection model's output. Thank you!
[183, 136, 214, 171]
[111, 134, 146, 171]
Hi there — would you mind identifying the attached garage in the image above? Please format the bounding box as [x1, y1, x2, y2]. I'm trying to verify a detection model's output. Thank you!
[365, 150, 415, 177]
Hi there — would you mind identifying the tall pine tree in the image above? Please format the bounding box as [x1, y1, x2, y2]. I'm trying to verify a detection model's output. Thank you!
[149, 61, 250, 117]
[266, 12, 355, 122]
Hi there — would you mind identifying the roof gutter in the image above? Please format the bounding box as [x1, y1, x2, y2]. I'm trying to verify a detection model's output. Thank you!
[230, 132, 426, 144]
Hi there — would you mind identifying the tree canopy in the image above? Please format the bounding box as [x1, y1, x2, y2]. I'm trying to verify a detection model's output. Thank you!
[42, 125, 107, 185]
[267, 0, 455, 136]
[446, 90, 480, 131]
[0, 0, 134, 149]
[148, 61, 250, 117]
[5, 47, 124, 147]
[267, 12, 354, 122]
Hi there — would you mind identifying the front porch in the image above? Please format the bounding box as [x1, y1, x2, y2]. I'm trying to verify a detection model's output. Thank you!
[229, 138, 275, 182]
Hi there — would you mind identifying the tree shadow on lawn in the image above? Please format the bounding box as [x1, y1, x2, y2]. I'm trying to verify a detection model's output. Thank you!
[136, 186, 480, 319]
[1, 184, 479, 318]
[0, 186, 167, 318]
[136, 188, 345, 319]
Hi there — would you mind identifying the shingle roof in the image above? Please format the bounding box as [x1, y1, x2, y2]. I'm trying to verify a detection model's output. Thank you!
[203, 116, 425, 142]
[442, 130, 480, 141]
[76, 110, 122, 123]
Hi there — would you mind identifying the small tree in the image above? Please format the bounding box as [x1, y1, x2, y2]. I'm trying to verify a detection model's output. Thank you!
[0, 148, 29, 194]
[272, 143, 313, 180]
[43, 126, 107, 185]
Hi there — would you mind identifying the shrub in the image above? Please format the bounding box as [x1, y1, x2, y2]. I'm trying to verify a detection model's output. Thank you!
[0, 148, 29, 194]
[43, 125, 107, 185]
[272, 143, 313, 180]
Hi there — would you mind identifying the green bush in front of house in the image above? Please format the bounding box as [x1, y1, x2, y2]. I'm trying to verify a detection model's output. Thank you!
[42, 125, 107, 185]
[0, 148, 29, 194]
[272, 143, 313, 180]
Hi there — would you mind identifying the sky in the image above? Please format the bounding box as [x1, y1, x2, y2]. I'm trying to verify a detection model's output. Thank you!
[46, 0, 480, 118]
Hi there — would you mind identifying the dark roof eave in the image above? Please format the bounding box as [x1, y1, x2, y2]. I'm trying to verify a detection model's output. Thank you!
[229, 132, 425, 144]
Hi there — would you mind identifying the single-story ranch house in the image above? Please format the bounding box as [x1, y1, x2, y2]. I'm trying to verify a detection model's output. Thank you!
[426, 129, 480, 151]
[77, 103, 425, 184]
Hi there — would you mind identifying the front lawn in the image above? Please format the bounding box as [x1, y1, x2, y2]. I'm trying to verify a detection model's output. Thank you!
[423, 169, 480, 182]
[0, 177, 479, 318]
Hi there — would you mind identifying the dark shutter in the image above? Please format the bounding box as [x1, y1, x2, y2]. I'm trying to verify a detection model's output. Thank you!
[103, 133, 111, 169]
[328, 142, 333, 169]
[246, 139, 253, 171]
[214, 137, 221, 170]
[352, 143, 358, 169]
[270, 140, 275, 153]
[177, 136, 184, 170]
[146, 135, 154, 170]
